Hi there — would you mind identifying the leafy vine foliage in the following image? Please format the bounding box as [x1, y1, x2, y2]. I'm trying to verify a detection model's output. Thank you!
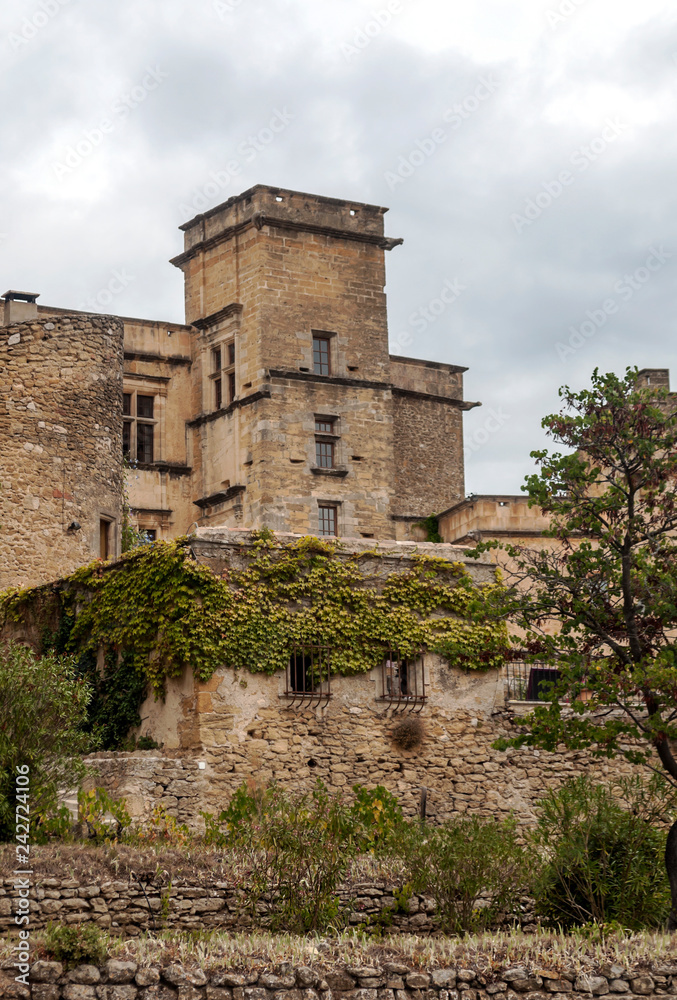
[0, 532, 506, 705]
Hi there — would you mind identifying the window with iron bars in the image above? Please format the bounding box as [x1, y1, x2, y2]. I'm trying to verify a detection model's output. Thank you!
[284, 644, 332, 708]
[505, 661, 561, 702]
[379, 650, 426, 709]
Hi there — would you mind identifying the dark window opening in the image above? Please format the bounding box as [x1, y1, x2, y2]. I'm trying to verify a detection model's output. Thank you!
[228, 372, 236, 402]
[99, 520, 111, 560]
[145, 529, 157, 542]
[123, 393, 131, 416]
[122, 421, 131, 459]
[318, 504, 337, 537]
[137, 395, 154, 418]
[284, 645, 332, 707]
[228, 342, 236, 366]
[289, 650, 315, 694]
[137, 423, 154, 464]
[313, 335, 331, 376]
[316, 440, 334, 468]
[212, 347, 222, 373]
[505, 661, 561, 702]
[380, 651, 426, 707]
[214, 377, 223, 410]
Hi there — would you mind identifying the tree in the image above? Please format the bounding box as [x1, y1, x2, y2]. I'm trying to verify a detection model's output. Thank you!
[472, 368, 677, 926]
[0, 641, 96, 840]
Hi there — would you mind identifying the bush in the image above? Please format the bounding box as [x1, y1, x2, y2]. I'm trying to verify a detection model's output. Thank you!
[0, 641, 95, 841]
[532, 775, 673, 930]
[45, 923, 107, 967]
[349, 784, 404, 851]
[203, 781, 368, 931]
[398, 814, 528, 934]
[78, 787, 132, 844]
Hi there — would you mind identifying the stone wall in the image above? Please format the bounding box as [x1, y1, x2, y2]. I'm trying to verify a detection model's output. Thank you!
[0, 870, 499, 937]
[5, 955, 677, 1000]
[0, 315, 124, 590]
[391, 393, 465, 520]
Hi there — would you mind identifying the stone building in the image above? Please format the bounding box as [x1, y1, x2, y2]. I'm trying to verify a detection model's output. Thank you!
[0, 298, 124, 590]
[1, 185, 478, 583]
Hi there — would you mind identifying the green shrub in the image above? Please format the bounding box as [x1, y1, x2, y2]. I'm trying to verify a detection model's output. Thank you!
[398, 814, 528, 934]
[532, 775, 673, 930]
[45, 923, 107, 967]
[78, 787, 131, 844]
[0, 641, 95, 841]
[349, 784, 404, 851]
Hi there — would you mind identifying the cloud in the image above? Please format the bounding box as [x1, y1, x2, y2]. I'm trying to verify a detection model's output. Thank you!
[1, 0, 676, 496]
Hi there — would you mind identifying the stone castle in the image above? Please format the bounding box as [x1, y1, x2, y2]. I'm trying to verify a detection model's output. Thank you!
[1, 184, 481, 591]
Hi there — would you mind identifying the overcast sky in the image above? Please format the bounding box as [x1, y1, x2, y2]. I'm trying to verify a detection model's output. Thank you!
[2, 0, 676, 496]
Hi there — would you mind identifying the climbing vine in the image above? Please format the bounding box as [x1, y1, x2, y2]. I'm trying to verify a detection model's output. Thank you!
[0, 533, 508, 697]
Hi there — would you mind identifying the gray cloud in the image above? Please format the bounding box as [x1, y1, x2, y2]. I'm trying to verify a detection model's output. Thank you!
[1, 0, 676, 496]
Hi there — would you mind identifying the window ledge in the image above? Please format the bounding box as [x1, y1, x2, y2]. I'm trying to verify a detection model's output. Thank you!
[310, 466, 348, 477]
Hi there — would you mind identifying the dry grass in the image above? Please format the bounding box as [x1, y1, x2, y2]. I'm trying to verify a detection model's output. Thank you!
[0, 845, 407, 886]
[3, 929, 676, 974]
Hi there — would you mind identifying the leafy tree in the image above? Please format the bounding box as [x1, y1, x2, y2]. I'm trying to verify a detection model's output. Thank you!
[0, 641, 95, 839]
[471, 369, 677, 925]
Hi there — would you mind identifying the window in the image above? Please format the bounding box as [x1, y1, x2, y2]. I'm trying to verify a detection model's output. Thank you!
[284, 645, 332, 707]
[316, 440, 334, 468]
[315, 417, 335, 434]
[137, 395, 154, 419]
[505, 661, 561, 702]
[123, 390, 156, 463]
[99, 520, 111, 560]
[145, 529, 157, 542]
[137, 422, 154, 464]
[313, 335, 331, 376]
[122, 421, 131, 459]
[314, 415, 338, 471]
[318, 504, 338, 537]
[380, 652, 426, 706]
[209, 341, 235, 410]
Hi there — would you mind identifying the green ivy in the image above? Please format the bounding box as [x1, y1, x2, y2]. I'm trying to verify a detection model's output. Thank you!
[415, 515, 443, 543]
[0, 533, 507, 695]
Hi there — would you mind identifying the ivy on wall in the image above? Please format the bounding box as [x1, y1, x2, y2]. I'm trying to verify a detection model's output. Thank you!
[0, 533, 508, 696]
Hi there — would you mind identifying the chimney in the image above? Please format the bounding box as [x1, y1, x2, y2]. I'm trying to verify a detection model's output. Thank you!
[2, 290, 40, 326]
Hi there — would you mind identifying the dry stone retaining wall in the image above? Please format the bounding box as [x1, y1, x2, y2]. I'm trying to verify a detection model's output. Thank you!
[0, 873, 459, 937]
[3, 958, 677, 1000]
